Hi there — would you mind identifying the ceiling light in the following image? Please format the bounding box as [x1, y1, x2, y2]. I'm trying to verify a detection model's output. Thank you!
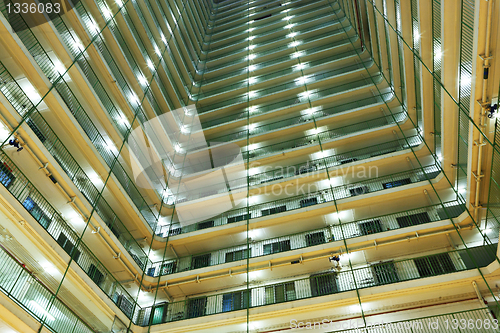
[284, 24, 295, 29]
[249, 105, 258, 112]
[247, 54, 256, 60]
[161, 34, 167, 44]
[248, 77, 257, 84]
[29, 301, 55, 321]
[147, 59, 154, 69]
[248, 65, 257, 71]
[282, 15, 294, 21]
[248, 45, 256, 50]
[291, 51, 304, 58]
[154, 45, 161, 56]
[289, 41, 302, 47]
[287, 32, 297, 38]
[138, 75, 148, 86]
[248, 91, 257, 97]
[247, 28, 255, 32]
[247, 36, 256, 40]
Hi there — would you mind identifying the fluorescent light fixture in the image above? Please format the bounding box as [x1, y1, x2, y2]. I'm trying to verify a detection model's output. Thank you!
[298, 90, 313, 99]
[284, 24, 295, 29]
[180, 125, 189, 134]
[460, 74, 471, 88]
[130, 92, 139, 104]
[102, 7, 113, 19]
[248, 105, 258, 112]
[248, 65, 257, 71]
[118, 114, 130, 127]
[290, 51, 304, 58]
[281, 8, 291, 13]
[248, 91, 257, 97]
[138, 75, 148, 86]
[247, 36, 256, 40]
[247, 54, 256, 60]
[147, 59, 154, 69]
[248, 144, 258, 150]
[282, 1, 291, 4]
[458, 187, 467, 194]
[174, 144, 185, 153]
[248, 123, 257, 130]
[434, 49, 442, 60]
[289, 40, 302, 47]
[249, 20, 255, 24]
[89, 21, 99, 33]
[304, 106, 318, 115]
[248, 77, 257, 84]
[293, 62, 308, 70]
[310, 127, 320, 134]
[247, 44, 256, 50]
[413, 31, 420, 42]
[161, 34, 167, 44]
[154, 45, 161, 56]
[247, 28, 255, 32]
[29, 301, 55, 321]
[282, 15, 294, 21]
[115, 0, 122, 6]
[295, 76, 309, 84]
[286, 32, 297, 38]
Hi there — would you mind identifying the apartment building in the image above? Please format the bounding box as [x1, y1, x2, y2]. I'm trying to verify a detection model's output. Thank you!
[0, 0, 499, 332]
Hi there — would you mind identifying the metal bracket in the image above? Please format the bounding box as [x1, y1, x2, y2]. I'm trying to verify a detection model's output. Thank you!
[479, 54, 493, 61]
[92, 227, 100, 234]
[113, 252, 121, 259]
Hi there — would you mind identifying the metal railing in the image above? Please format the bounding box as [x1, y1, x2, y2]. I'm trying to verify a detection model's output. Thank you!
[147, 201, 464, 277]
[137, 245, 496, 324]
[157, 164, 440, 237]
[0, 246, 96, 333]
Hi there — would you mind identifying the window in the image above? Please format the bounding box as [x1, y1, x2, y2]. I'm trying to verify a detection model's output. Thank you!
[225, 249, 250, 263]
[56, 233, 80, 262]
[88, 264, 104, 286]
[358, 220, 383, 235]
[309, 272, 337, 296]
[169, 228, 181, 236]
[371, 261, 399, 284]
[161, 261, 177, 275]
[197, 220, 214, 230]
[305, 232, 325, 247]
[263, 240, 291, 255]
[300, 197, 318, 208]
[187, 297, 206, 318]
[191, 253, 211, 269]
[222, 290, 249, 312]
[414, 253, 456, 278]
[382, 178, 411, 189]
[265, 283, 295, 304]
[0, 162, 15, 188]
[261, 205, 286, 216]
[396, 212, 431, 228]
[349, 185, 369, 196]
[228, 214, 250, 223]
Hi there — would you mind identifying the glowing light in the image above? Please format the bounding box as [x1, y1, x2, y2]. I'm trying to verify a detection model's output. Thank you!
[147, 59, 154, 69]
[247, 28, 255, 32]
[434, 49, 442, 60]
[247, 45, 256, 50]
[289, 40, 302, 47]
[154, 45, 161, 56]
[248, 144, 258, 150]
[458, 187, 466, 194]
[248, 77, 257, 84]
[247, 36, 256, 41]
[249, 105, 258, 112]
[293, 62, 308, 70]
[304, 107, 319, 115]
[180, 125, 189, 134]
[284, 24, 295, 29]
[414, 32, 420, 42]
[282, 15, 294, 21]
[29, 301, 55, 321]
[102, 7, 113, 19]
[286, 32, 297, 38]
[130, 92, 139, 104]
[295, 76, 309, 85]
[248, 65, 257, 71]
[161, 34, 167, 44]
[291, 51, 304, 58]
[247, 54, 256, 60]
[248, 91, 257, 97]
[298, 90, 314, 99]
[118, 114, 130, 127]
[174, 144, 185, 153]
[115, 0, 122, 6]
[282, 9, 291, 13]
[248, 123, 257, 130]
[249, 20, 255, 24]
[138, 75, 148, 86]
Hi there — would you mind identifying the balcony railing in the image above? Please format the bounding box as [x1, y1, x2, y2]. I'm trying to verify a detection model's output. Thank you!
[0, 246, 97, 333]
[157, 164, 441, 237]
[136, 245, 497, 325]
[172, 134, 421, 202]
[0, 62, 150, 272]
[0, 151, 140, 321]
[147, 201, 464, 277]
